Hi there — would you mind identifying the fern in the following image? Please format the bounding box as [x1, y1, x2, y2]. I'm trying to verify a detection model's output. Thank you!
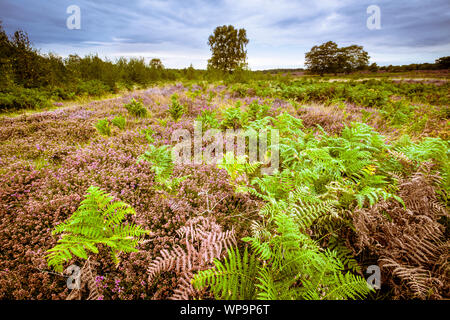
[111, 115, 126, 130]
[328, 236, 361, 274]
[221, 104, 247, 129]
[247, 101, 270, 121]
[148, 217, 236, 300]
[124, 98, 147, 117]
[194, 213, 373, 300]
[65, 257, 101, 300]
[196, 109, 219, 130]
[217, 152, 261, 188]
[137, 144, 173, 182]
[46, 186, 148, 272]
[169, 93, 184, 122]
[94, 118, 111, 136]
[192, 247, 258, 300]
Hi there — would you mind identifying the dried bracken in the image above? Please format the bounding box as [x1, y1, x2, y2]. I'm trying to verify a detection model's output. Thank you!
[66, 258, 101, 300]
[354, 163, 449, 299]
[148, 216, 236, 299]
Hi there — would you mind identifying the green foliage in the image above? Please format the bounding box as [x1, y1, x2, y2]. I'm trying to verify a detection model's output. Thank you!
[393, 135, 449, 197]
[137, 143, 189, 192]
[194, 213, 373, 300]
[76, 80, 111, 97]
[140, 127, 155, 143]
[217, 152, 261, 188]
[94, 118, 111, 136]
[193, 247, 259, 299]
[194, 116, 447, 300]
[229, 79, 450, 109]
[327, 236, 361, 274]
[169, 93, 184, 122]
[221, 104, 247, 129]
[137, 144, 173, 181]
[124, 98, 147, 117]
[247, 101, 270, 121]
[305, 41, 369, 75]
[207, 25, 249, 73]
[196, 109, 219, 130]
[395, 136, 449, 164]
[0, 86, 52, 111]
[380, 100, 417, 126]
[46, 186, 148, 272]
[111, 115, 126, 130]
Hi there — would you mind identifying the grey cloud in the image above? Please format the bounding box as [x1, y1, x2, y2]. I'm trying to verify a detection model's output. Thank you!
[0, 0, 448, 68]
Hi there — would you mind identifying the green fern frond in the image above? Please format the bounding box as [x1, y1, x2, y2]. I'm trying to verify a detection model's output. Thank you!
[46, 186, 148, 273]
[193, 247, 258, 300]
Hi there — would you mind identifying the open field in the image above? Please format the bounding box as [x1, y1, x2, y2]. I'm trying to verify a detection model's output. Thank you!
[0, 78, 448, 300]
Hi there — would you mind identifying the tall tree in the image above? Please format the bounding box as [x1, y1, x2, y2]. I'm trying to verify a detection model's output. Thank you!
[150, 58, 164, 70]
[435, 56, 450, 69]
[207, 25, 249, 73]
[305, 41, 370, 75]
[338, 45, 370, 73]
[304, 41, 340, 76]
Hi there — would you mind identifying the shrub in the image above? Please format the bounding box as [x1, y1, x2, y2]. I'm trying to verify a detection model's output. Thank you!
[76, 80, 111, 97]
[221, 104, 247, 129]
[0, 86, 52, 111]
[247, 101, 270, 121]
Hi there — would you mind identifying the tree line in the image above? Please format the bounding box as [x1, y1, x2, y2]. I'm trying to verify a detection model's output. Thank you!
[1, 22, 448, 111]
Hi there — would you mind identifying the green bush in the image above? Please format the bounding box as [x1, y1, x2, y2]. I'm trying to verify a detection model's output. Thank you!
[221, 104, 247, 129]
[124, 98, 147, 117]
[0, 86, 52, 111]
[94, 118, 111, 136]
[111, 115, 126, 130]
[76, 80, 111, 97]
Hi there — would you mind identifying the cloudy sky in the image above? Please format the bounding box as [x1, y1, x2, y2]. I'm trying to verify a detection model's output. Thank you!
[1, 0, 449, 69]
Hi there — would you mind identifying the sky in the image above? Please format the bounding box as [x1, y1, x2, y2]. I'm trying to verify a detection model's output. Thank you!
[1, 0, 449, 70]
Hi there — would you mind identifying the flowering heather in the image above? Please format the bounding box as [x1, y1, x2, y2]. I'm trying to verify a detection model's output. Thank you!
[0, 84, 261, 299]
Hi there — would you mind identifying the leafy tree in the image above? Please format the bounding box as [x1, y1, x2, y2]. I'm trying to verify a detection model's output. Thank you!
[207, 25, 249, 73]
[305, 41, 370, 75]
[0, 22, 14, 89]
[368, 62, 379, 72]
[338, 45, 370, 73]
[435, 56, 450, 69]
[149, 58, 164, 70]
[185, 64, 196, 80]
[305, 41, 340, 76]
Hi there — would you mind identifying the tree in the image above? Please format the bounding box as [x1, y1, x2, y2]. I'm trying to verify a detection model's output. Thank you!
[435, 56, 450, 69]
[305, 41, 370, 75]
[0, 22, 14, 89]
[338, 45, 370, 73]
[207, 25, 249, 73]
[368, 62, 379, 73]
[185, 63, 196, 80]
[150, 58, 164, 70]
[304, 41, 340, 76]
